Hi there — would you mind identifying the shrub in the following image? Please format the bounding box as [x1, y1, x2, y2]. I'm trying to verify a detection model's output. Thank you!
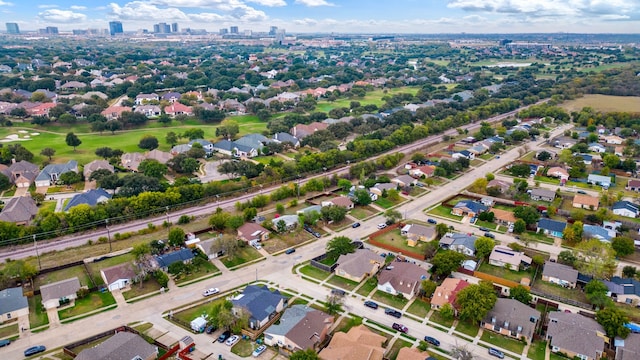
[178, 215, 191, 224]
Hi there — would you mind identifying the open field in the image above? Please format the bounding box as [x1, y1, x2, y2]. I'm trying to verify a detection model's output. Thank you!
[315, 86, 420, 112]
[561, 94, 640, 113]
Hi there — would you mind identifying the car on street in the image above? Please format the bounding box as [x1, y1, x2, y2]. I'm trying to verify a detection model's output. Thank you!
[252, 345, 267, 357]
[496, 155, 500, 159]
[377, 223, 387, 229]
[392, 323, 408, 333]
[24, 345, 46, 357]
[364, 301, 378, 309]
[385, 308, 402, 318]
[352, 222, 361, 228]
[203, 288, 220, 297]
[479, 227, 490, 232]
[427, 218, 437, 224]
[225, 335, 240, 346]
[577, 190, 587, 194]
[488, 348, 505, 359]
[0, 339, 10, 347]
[331, 289, 346, 296]
[285, 248, 296, 254]
[424, 336, 440, 346]
[217, 330, 231, 343]
[484, 232, 496, 239]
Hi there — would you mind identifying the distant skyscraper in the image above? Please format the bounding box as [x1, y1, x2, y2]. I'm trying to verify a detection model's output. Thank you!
[6, 23, 19, 34]
[109, 21, 123, 36]
[45, 26, 59, 35]
[171, 23, 178, 33]
[269, 26, 277, 36]
[230, 26, 239, 34]
[219, 28, 228, 35]
[153, 24, 160, 33]
[153, 22, 170, 33]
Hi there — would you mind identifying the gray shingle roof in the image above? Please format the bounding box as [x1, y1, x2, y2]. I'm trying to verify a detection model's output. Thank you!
[0, 196, 38, 223]
[35, 160, 77, 182]
[542, 262, 578, 283]
[483, 298, 540, 340]
[0, 287, 28, 314]
[64, 188, 112, 211]
[154, 249, 194, 269]
[265, 304, 314, 337]
[232, 285, 287, 322]
[547, 312, 604, 360]
[75, 331, 157, 360]
[40, 277, 81, 303]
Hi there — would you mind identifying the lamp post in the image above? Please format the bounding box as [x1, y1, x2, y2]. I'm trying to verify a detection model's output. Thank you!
[33, 235, 41, 271]
[105, 219, 112, 253]
[165, 206, 170, 228]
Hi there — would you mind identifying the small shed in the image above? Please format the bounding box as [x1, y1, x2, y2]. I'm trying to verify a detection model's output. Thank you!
[190, 316, 207, 333]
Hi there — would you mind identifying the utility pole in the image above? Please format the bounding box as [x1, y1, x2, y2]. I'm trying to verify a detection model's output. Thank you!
[33, 235, 41, 271]
[105, 219, 112, 252]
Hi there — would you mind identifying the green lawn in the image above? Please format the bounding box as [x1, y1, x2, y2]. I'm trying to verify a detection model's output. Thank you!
[474, 220, 498, 230]
[369, 229, 429, 257]
[122, 278, 163, 300]
[174, 258, 221, 285]
[428, 311, 454, 328]
[371, 290, 408, 309]
[521, 231, 555, 245]
[173, 298, 225, 324]
[326, 274, 360, 291]
[406, 298, 431, 318]
[480, 331, 525, 354]
[0, 323, 18, 339]
[85, 253, 135, 286]
[528, 340, 547, 360]
[356, 277, 378, 296]
[315, 87, 420, 112]
[28, 294, 49, 328]
[350, 206, 377, 220]
[477, 262, 532, 283]
[455, 321, 479, 337]
[58, 291, 117, 320]
[299, 264, 331, 281]
[387, 339, 412, 360]
[374, 197, 399, 209]
[230, 339, 255, 357]
[427, 205, 463, 221]
[532, 279, 589, 303]
[35, 265, 93, 289]
[220, 246, 263, 269]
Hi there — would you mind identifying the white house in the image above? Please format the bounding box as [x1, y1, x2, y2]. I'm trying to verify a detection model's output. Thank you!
[612, 201, 639, 218]
[100, 263, 137, 291]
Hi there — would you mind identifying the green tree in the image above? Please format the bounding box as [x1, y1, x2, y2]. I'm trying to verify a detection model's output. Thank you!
[575, 239, 617, 279]
[596, 307, 630, 339]
[65, 132, 82, 151]
[455, 281, 497, 323]
[435, 223, 449, 239]
[243, 207, 258, 222]
[440, 303, 455, 320]
[513, 219, 526, 234]
[352, 189, 372, 205]
[585, 280, 613, 308]
[611, 236, 635, 257]
[276, 203, 285, 214]
[40, 147, 55, 160]
[420, 279, 437, 298]
[153, 270, 169, 288]
[338, 179, 352, 192]
[275, 219, 288, 233]
[431, 250, 465, 277]
[165, 131, 178, 146]
[603, 154, 620, 169]
[209, 208, 231, 231]
[217, 119, 240, 139]
[384, 209, 403, 224]
[513, 206, 540, 225]
[325, 294, 344, 315]
[226, 215, 244, 231]
[558, 250, 577, 266]
[622, 266, 637, 279]
[289, 349, 320, 360]
[509, 285, 532, 304]
[327, 236, 355, 258]
[138, 135, 159, 150]
[0, 173, 10, 191]
[132, 243, 152, 261]
[168, 227, 186, 247]
[474, 237, 495, 259]
[321, 205, 348, 223]
[138, 159, 168, 179]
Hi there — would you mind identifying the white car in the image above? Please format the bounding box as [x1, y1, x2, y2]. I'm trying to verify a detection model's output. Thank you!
[225, 335, 240, 346]
[377, 223, 387, 229]
[252, 345, 267, 357]
[203, 288, 219, 297]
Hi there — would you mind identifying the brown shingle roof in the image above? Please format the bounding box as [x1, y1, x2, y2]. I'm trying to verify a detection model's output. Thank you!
[286, 309, 333, 351]
[378, 262, 430, 296]
[101, 262, 137, 286]
[335, 249, 382, 280]
[0, 196, 38, 224]
[319, 325, 385, 360]
[40, 277, 81, 303]
[573, 194, 599, 208]
[547, 312, 605, 360]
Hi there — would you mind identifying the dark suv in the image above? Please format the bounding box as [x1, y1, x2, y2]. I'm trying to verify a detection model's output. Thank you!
[363, 301, 378, 309]
[384, 308, 402, 318]
[331, 289, 346, 296]
[392, 323, 408, 333]
[217, 330, 231, 343]
[424, 336, 440, 346]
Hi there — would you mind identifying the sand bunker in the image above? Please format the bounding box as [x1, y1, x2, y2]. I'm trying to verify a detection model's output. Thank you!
[18, 130, 28, 133]
[30, 132, 40, 136]
[0, 134, 32, 142]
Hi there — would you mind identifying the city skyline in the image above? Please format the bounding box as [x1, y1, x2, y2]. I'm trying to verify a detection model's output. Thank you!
[0, 1, 639, 34]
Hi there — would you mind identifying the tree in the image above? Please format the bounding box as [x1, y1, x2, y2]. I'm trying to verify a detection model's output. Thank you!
[622, 266, 637, 278]
[575, 239, 617, 279]
[597, 307, 631, 340]
[513, 206, 540, 225]
[217, 119, 239, 139]
[603, 153, 620, 169]
[138, 159, 168, 179]
[474, 237, 495, 260]
[325, 294, 344, 315]
[65, 132, 81, 151]
[226, 215, 244, 231]
[562, 221, 583, 245]
[384, 209, 403, 224]
[513, 219, 526, 234]
[440, 303, 455, 320]
[132, 242, 152, 261]
[352, 189, 372, 205]
[509, 285, 532, 304]
[611, 236, 635, 257]
[327, 236, 355, 258]
[450, 345, 474, 360]
[166, 131, 178, 146]
[435, 223, 449, 239]
[321, 205, 347, 223]
[183, 128, 205, 140]
[95, 147, 114, 159]
[168, 227, 186, 247]
[243, 207, 257, 222]
[59, 171, 82, 185]
[431, 250, 465, 277]
[585, 280, 613, 308]
[420, 279, 437, 298]
[469, 177, 488, 193]
[138, 135, 159, 150]
[0, 173, 10, 191]
[537, 151, 552, 161]
[455, 281, 497, 323]
[289, 349, 320, 360]
[40, 147, 55, 160]
[338, 179, 352, 192]
[509, 164, 531, 177]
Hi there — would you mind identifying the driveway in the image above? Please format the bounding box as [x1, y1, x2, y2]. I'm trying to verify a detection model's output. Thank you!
[199, 160, 232, 183]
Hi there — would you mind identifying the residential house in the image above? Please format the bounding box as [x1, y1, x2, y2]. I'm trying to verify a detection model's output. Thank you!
[134, 93, 159, 105]
[546, 312, 606, 360]
[587, 174, 612, 188]
[231, 285, 288, 330]
[297, 205, 322, 217]
[430, 278, 469, 313]
[408, 165, 436, 178]
[273, 132, 300, 148]
[546, 167, 569, 182]
[134, 104, 161, 117]
[83, 159, 114, 179]
[64, 188, 112, 211]
[75, 331, 158, 360]
[161, 91, 181, 103]
[604, 135, 624, 145]
[377, 262, 430, 299]
[0, 287, 28, 324]
[29, 102, 57, 117]
[492, 208, 517, 226]
[101, 105, 131, 120]
[35, 160, 78, 187]
[369, 182, 397, 196]
[489, 246, 532, 270]
[188, 139, 214, 155]
[290, 122, 328, 139]
[401, 223, 437, 247]
[318, 325, 386, 360]
[100, 262, 137, 291]
[439, 232, 477, 256]
[583, 224, 615, 242]
[451, 200, 488, 218]
[529, 188, 556, 202]
[452, 150, 474, 160]
[605, 276, 640, 306]
[579, 154, 593, 165]
[553, 136, 578, 149]
[481, 298, 540, 343]
[0, 196, 38, 225]
[212, 140, 259, 158]
[542, 262, 578, 288]
[392, 175, 417, 188]
[321, 196, 354, 210]
[164, 102, 193, 117]
[616, 332, 640, 360]
[612, 201, 639, 218]
[237, 222, 270, 245]
[264, 305, 333, 351]
[537, 219, 567, 238]
[153, 249, 194, 271]
[588, 143, 606, 153]
[197, 238, 224, 259]
[573, 194, 599, 210]
[40, 277, 82, 309]
[273, 215, 299, 231]
[145, 149, 173, 164]
[626, 179, 640, 192]
[235, 134, 269, 152]
[121, 152, 146, 172]
[486, 179, 511, 193]
[334, 249, 383, 283]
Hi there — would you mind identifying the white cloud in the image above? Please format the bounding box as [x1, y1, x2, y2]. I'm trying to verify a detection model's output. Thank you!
[109, 2, 190, 21]
[70, 5, 87, 10]
[293, 17, 318, 25]
[38, 4, 58, 8]
[295, 0, 334, 6]
[0, 0, 13, 5]
[38, 9, 87, 23]
[447, 0, 638, 18]
[248, 0, 286, 6]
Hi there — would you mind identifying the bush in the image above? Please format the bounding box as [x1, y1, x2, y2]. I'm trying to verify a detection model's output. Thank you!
[98, 236, 108, 243]
[76, 287, 90, 299]
[178, 215, 191, 224]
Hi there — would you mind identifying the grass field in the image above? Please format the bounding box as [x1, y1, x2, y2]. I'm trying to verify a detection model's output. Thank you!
[455, 321, 479, 337]
[315, 86, 420, 112]
[28, 294, 50, 328]
[220, 246, 263, 268]
[35, 264, 92, 289]
[561, 94, 640, 113]
[406, 298, 431, 318]
[85, 253, 135, 286]
[371, 290, 408, 309]
[528, 340, 547, 360]
[326, 274, 360, 290]
[428, 311, 454, 328]
[0, 323, 18, 339]
[480, 331, 525, 354]
[122, 278, 163, 300]
[356, 277, 378, 296]
[299, 264, 331, 281]
[58, 291, 116, 320]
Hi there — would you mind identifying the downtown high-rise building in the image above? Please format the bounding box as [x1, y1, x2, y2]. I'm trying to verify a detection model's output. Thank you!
[230, 26, 239, 34]
[6, 22, 20, 34]
[40, 26, 58, 35]
[171, 23, 179, 33]
[153, 22, 171, 33]
[219, 28, 228, 35]
[109, 21, 123, 36]
[269, 26, 278, 36]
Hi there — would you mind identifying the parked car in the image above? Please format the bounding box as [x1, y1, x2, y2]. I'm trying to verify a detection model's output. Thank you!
[205, 325, 216, 334]
[217, 330, 231, 342]
[377, 223, 387, 229]
[364, 301, 378, 309]
[496, 155, 500, 159]
[385, 308, 402, 318]
[331, 289, 346, 296]
[225, 335, 240, 346]
[253, 243, 262, 250]
[252, 345, 267, 357]
[488, 348, 505, 359]
[479, 227, 490, 232]
[427, 218, 437, 224]
[424, 336, 440, 346]
[285, 248, 296, 254]
[484, 232, 495, 239]
[352, 222, 361, 228]
[392, 323, 408, 333]
[0, 339, 10, 347]
[577, 190, 587, 194]
[24, 345, 46, 357]
[401, 191, 410, 195]
[203, 288, 220, 297]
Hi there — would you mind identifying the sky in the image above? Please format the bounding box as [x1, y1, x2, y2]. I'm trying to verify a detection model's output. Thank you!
[1, 0, 640, 34]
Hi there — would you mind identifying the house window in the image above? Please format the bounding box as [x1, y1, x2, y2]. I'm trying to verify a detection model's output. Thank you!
[626, 298, 633, 304]
[6, 313, 10, 319]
